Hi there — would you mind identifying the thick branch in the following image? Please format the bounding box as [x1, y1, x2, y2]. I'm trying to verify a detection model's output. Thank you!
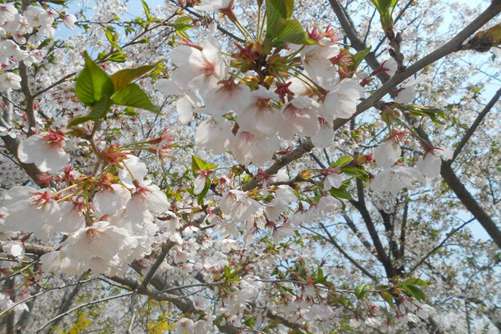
[360, 1, 501, 104]
[342, 213, 375, 255]
[242, 139, 314, 191]
[450, 88, 501, 163]
[440, 163, 501, 248]
[138, 242, 173, 291]
[1, 136, 44, 186]
[18, 62, 36, 135]
[351, 180, 393, 278]
[333, 0, 501, 247]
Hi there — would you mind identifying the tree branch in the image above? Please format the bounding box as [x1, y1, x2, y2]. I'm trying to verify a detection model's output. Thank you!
[440, 163, 501, 248]
[409, 218, 475, 273]
[351, 180, 393, 278]
[342, 213, 375, 255]
[45, 272, 88, 334]
[303, 224, 378, 281]
[36, 292, 134, 333]
[450, 88, 501, 163]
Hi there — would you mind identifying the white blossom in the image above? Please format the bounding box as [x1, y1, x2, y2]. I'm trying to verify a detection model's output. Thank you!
[17, 131, 69, 173]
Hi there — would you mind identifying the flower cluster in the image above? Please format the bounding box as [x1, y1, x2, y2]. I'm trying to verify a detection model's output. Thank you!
[159, 24, 363, 165]
[1, 153, 171, 275]
[0, 3, 75, 93]
[370, 131, 452, 196]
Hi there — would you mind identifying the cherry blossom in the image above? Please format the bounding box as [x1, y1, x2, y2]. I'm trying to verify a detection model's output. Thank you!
[194, 0, 234, 14]
[2, 241, 24, 258]
[118, 155, 148, 187]
[93, 183, 131, 216]
[1, 186, 63, 240]
[277, 96, 320, 140]
[0, 72, 21, 92]
[374, 139, 402, 169]
[195, 118, 233, 154]
[236, 86, 280, 136]
[311, 116, 335, 148]
[205, 79, 251, 117]
[220, 190, 261, 222]
[229, 130, 279, 165]
[416, 148, 452, 179]
[53, 221, 134, 274]
[301, 43, 340, 88]
[17, 131, 69, 173]
[0, 293, 28, 325]
[264, 185, 296, 221]
[170, 31, 226, 96]
[323, 78, 361, 119]
[323, 170, 347, 190]
[63, 14, 77, 29]
[0, 0, 499, 332]
[370, 165, 420, 195]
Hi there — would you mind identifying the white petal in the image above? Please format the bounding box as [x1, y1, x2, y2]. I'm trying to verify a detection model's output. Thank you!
[119, 155, 147, 187]
[374, 140, 401, 169]
[144, 185, 170, 214]
[176, 96, 194, 124]
[18, 136, 68, 173]
[93, 184, 131, 216]
[193, 175, 207, 195]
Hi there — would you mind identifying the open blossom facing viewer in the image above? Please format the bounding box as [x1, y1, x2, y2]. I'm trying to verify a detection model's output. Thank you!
[17, 130, 69, 173]
[170, 28, 226, 96]
[1, 186, 65, 240]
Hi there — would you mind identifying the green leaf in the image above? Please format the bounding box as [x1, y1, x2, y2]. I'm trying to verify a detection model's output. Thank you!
[68, 98, 113, 126]
[355, 284, 370, 299]
[314, 267, 327, 284]
[331, 155, 353, 168]
[329, 186, 352, 200]
[404, 277, 430, 287]
[379, 290, 394, 305]
[173, 16, 193, 39]
[273, 19, 314, 46]
[68, 115, 95, 127]
[402, 284, 426, 301]
[267, 0, 294, 19]
[265, 0, 294, 40]
[352, 47, 371, 70]
[342, 166, 369, 180]
[397, 104, 446, 125]
[196, 178, 211, 206]
[107, 51, 127, 63]
[141, 0, 153, 22]
[110, 83, 160, 113]
[191, 155, 217, 175]
[105, 26, 119, 48]
[371, 0, 398, 29]
[75, 52, 114, 106]
[371, 0, 398, 12]
[110, 64, 156, 90]
[123, 106, 139, 117]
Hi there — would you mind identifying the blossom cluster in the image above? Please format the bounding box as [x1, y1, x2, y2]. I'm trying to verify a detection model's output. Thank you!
[158, 24, 363, 165]
[371, 131, 452, 196]
[1, 152, 171, 275]
[0, 3, 76, 93]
